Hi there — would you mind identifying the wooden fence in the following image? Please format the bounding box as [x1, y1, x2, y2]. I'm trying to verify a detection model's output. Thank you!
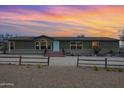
[77, 56, 124, 68]
[0, 56, 50, 66]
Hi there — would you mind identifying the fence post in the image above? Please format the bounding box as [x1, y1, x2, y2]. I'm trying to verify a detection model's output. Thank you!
[48, 56, 50, 66]
[77, 55, 79, 67]
[19, 56, 22, 65]
[105, 58, 107, 69]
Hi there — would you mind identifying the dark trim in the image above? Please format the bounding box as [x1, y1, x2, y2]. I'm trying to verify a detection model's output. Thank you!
[33, 35, 54, 40]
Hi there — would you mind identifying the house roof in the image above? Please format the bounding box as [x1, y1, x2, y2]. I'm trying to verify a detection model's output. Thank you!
[8, 35, 119, 41]
[8, 35, 53, 41]
[53, 37, 119, 41]
[33, 35, 54, 40]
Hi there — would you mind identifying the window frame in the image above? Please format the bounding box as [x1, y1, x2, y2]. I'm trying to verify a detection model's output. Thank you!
[92, 41, 99, 48]
[40, 40, 46, 50]
[10, 41, 15, 50]
[35, 39, 52, 50]
[35, 41, 40, 50]
[70, 41, 83, 50]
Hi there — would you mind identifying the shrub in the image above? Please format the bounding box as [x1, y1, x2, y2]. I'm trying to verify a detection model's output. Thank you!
[111, 69, 117, 72]
[118, 68, 123, 72]
[26, 64, 30, 68]
[93, 65, 99, 71]
[8, 63, 12, 65]
[106, 67, 111, 71]
[37, 64, 42, 69]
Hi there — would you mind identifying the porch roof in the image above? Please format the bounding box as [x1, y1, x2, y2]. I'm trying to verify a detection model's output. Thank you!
[8, 36, 35, 41]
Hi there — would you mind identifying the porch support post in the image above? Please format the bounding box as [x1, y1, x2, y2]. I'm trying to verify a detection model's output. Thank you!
[46, 40, 48, 48]
[8, 41, 11, 53]
[39, 41, 41, 50]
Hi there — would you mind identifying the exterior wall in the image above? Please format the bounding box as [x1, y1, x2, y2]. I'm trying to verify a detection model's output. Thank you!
[9, 40, 37, 54]
[15, 40, 34, 49]
[99, 41, 119, 49]
[59, 41, 70, 50]
[9, 49, 44, 54]
[83, 41, 92, 49]
[13, 40, 119, 50]
[59, 40, 119, 50]
[8, 39, 119, 54]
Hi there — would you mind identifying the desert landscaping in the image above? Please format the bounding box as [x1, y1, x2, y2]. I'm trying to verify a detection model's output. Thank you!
[0, 55, 124, 88]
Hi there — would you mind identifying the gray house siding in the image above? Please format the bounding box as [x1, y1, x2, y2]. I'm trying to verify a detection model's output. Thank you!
[99, 41, 119, 49]
[83, 40, 119, 49]
[83, 41, 92, 49]
[14, 40, 119, 50]
[59, 40, 119, 50]
[8, 35, 119, 55]
[15, 40, 34, 49]
[59, 41, 70, 50]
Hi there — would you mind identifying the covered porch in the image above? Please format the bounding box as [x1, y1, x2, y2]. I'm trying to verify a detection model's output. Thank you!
[8, 36, 61, 54]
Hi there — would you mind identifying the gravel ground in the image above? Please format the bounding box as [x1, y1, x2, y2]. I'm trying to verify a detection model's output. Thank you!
[0, 65, 123, 88]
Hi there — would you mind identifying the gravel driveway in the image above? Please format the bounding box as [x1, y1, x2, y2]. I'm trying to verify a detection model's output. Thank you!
[0, 65, 123, 88]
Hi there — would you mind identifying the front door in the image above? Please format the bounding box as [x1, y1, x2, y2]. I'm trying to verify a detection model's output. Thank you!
[53, 41, 60, 52]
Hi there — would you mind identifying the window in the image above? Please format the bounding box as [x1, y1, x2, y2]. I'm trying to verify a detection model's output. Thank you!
[70, 41, 82, 49]
[41, 40, 46, 49]
[70, 42, 76, 49]
[71, 45, 76, 49]
[92, 41, 99, 48]
[77, 42, 82, 49]
[10, 42, 15, 50]
[35, 42, 40, 50]
[47, 41, 52, 49]
[35, 40, 52, 50]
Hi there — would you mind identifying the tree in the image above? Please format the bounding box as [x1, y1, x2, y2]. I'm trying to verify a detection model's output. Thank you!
[0, 43, 7, 54]
[77, 35, 85, 37]
[120, 29, 124, 40]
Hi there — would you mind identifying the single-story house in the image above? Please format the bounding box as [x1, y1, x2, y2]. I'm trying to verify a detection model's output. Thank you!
[8, 35, 119, 55]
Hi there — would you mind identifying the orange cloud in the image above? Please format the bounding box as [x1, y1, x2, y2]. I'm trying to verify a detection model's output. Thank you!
[1, 6, 124, 38]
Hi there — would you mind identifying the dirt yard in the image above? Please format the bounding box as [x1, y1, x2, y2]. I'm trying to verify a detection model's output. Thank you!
[0, 64, 123, 88]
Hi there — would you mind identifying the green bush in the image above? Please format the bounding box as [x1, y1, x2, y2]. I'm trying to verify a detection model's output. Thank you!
[26, 65, 30, 68]
[118, 68, 123, 72]
[93, 65, 99, 71]
[37, 64, 42, 69]
[111, 69, 117, 72]
[106, 67, 111, 71]
[8, 63, 12, 65]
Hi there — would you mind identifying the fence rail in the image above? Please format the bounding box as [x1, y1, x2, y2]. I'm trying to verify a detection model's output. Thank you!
[0, 56, 50, 66]
[77, 56, 124, 68]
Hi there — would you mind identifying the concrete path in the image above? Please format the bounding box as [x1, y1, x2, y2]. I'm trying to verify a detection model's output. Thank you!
[50, 57, 77, 66]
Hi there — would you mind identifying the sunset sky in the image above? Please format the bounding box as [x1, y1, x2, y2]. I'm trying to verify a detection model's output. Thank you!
[0, 5, 124, 38]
